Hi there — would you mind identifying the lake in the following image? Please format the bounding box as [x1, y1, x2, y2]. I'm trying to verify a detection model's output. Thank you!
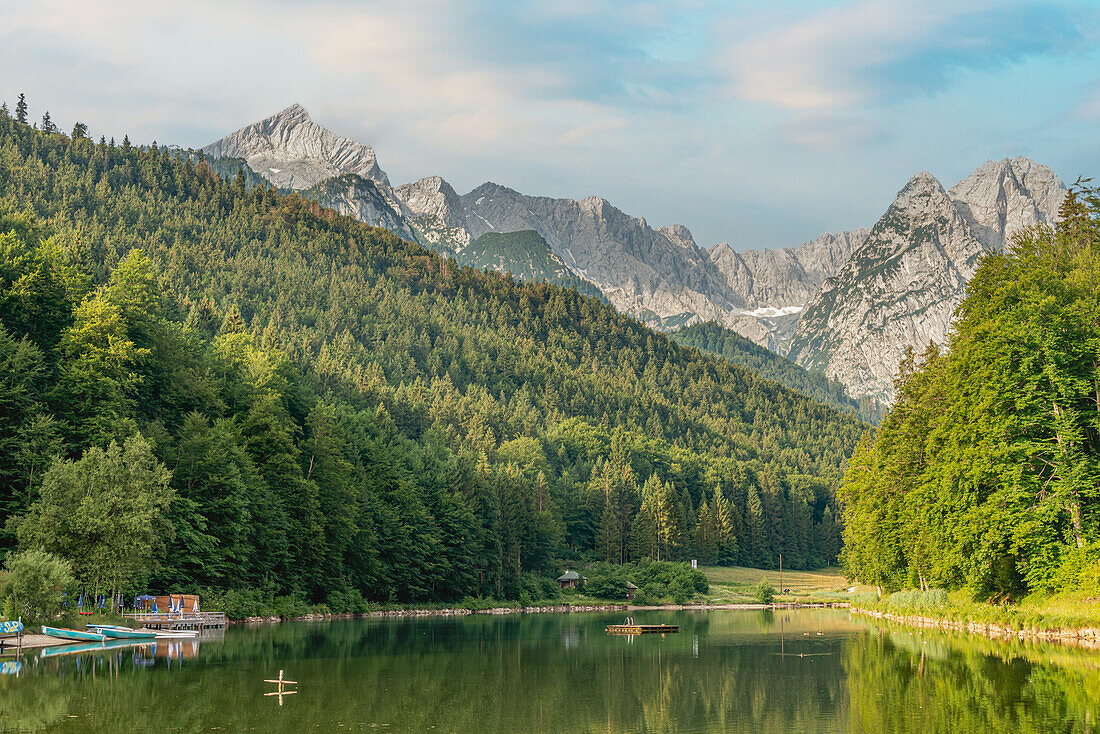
[1, 609, 1097, 732]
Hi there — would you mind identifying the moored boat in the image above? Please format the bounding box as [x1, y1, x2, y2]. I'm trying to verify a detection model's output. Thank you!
[99, 627, 157, 640]
[41, 626, 106, 642]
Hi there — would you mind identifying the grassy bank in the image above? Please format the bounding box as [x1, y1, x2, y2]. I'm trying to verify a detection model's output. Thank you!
[849, 588, 1100, 638]
[703, 565, 855, 604]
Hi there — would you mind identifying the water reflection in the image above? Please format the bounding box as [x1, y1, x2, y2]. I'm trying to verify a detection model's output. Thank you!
[0, 612, 1094, 733]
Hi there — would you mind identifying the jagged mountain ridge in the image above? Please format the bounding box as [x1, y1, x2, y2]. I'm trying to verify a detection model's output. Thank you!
[788, 162, 1066, 403]
[458, 182, 743, 328]
[202, 106, 1067, 409]
[708, 229, 870, 353]
[201, 105, 841, 337]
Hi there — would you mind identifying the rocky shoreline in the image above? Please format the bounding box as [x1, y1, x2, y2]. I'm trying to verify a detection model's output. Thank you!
[852, 606, 1100, 650]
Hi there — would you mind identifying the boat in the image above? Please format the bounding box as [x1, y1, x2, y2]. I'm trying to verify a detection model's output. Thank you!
[41, 626, 106, 642]
[154, 630, 198, 639]
[99, 627, 157, 640]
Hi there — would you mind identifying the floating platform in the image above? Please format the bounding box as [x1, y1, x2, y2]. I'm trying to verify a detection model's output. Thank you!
[606, 624, 679, 635]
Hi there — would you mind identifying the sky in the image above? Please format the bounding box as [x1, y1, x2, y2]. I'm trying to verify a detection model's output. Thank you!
[2, 0, 1099, 249]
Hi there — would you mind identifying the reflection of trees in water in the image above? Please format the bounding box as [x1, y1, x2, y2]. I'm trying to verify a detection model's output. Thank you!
[843, 628, 1100, 733]
[3, 614, 850, 733]
[0, 674, 71, 732]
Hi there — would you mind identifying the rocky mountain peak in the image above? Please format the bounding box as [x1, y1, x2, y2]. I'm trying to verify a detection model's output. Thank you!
[272, 102, 311, 124]
[393, 175, 471, 252]
[788, 159, 1064, 405]
[948, 156, 1065, 250]
[658, 224, 697, 250]
[395, 176, 464, 226]
[202, 104, 389, 190]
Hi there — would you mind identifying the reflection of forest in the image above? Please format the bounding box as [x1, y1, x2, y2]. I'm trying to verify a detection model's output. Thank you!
[846, 624, 1100, 733]
[1, 612, 1097, 733]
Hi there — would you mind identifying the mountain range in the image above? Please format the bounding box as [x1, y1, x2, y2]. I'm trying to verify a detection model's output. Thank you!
[203, 105, 1067, 406]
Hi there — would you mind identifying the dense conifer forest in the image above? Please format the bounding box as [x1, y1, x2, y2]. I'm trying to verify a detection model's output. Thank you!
[840, 189, 1100, 598]
[671, 322, 876, 420]
[0, 101, 864, 606]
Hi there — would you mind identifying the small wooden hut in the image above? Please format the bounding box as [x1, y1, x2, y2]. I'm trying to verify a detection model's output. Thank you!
[625, 581, 638, 600]
[557, 570, 583, 589]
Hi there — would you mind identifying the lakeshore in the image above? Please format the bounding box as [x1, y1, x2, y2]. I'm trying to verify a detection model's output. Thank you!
[851, 605, 1100, 650]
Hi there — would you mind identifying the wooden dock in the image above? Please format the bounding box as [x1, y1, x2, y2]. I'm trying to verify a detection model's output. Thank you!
[121, 612, 227, 630]
[606, 624, 679, 635]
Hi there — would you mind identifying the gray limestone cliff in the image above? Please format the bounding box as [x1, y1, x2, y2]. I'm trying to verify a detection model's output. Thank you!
[202, 104, 389, 189]
[460, 182, 742, 328]
[788, 161, 1065, 404]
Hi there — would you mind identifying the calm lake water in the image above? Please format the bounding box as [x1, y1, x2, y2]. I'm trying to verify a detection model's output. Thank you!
[1, 609, 1098, 733]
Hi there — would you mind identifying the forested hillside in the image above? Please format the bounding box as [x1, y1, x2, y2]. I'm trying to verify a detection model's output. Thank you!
[672, 322, 878, 421]
[0, 103, 864, 606]
[840, 188, 1100, 598]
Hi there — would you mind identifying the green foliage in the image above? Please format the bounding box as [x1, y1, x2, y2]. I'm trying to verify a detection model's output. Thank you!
[459, 230, 604, 301]
[840, 185, 1100, 598]
[0, 103, 864, 605]
[884, 588, 949, 611]
[584, 571, 629, 599]
[585, 561, 707, 603]
[752, 576, 775, 604]
[1, 549, 74, 622]
[14, 435, 173, 598]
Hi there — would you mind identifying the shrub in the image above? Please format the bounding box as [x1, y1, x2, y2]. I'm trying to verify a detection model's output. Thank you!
[1, 549, 74, 622]
[753, 577, 776, 604]
[326, 589, 369, 614]
[586, 574, 629, 600]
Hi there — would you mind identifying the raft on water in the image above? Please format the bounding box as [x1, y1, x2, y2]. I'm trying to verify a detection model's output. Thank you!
[605, 623, 679, 635]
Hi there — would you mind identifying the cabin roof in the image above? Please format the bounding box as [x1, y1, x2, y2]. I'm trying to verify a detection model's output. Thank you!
[626, 581, 638, 589]
[557, 570, 582, 581]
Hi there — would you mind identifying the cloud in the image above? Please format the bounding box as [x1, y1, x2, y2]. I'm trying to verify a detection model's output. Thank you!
[723, 0, 1081, 111]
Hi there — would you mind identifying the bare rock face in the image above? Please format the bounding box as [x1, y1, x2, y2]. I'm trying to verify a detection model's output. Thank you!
[708, 230, 868, 352]
[948, 157, 1065, 251]
[657, 224, 698, 250]
[202, 104, 389, 189]
[461, 183, 743, 327]
[393, 176, 471, 254]
[302, 174, 419, 243]
[788, 163, 1065, 404]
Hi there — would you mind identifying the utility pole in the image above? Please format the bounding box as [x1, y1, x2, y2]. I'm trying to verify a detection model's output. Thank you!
[779, 553, 783, 599]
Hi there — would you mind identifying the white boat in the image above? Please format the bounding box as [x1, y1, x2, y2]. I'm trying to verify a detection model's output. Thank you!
[154, 630, 199, 638]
